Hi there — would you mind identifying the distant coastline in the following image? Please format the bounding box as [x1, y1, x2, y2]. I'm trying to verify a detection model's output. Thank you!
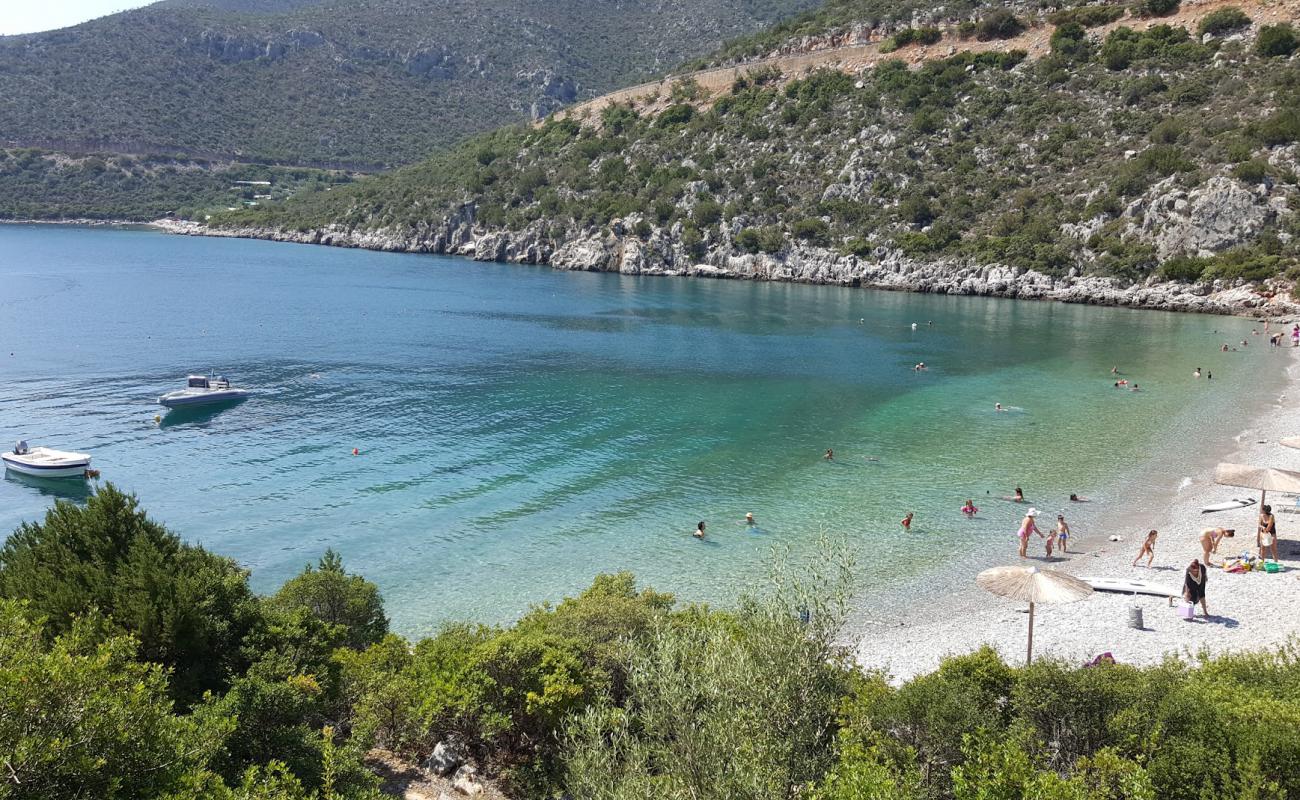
[154, 217, 1300, 319]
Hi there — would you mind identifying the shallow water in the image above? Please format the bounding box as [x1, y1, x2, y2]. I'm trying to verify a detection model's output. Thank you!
[0, 224, 1284, 636]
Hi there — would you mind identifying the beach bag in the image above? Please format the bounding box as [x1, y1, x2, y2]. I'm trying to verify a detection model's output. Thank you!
[1176, 600, 1195, 620]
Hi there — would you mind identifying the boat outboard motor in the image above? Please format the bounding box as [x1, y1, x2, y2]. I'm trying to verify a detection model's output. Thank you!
[14, 440, 28, 455]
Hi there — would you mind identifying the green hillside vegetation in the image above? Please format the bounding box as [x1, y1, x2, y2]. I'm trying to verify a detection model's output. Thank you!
[0, 148, 349, 220]
[0, 0, 817, 170]
[216, 14, 1300, 284]
[4, 485, 1300, 800]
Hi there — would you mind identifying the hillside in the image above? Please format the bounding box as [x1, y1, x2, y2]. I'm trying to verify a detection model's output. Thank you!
[199, 0, 1300, 309]
[0, 0, 816, 169]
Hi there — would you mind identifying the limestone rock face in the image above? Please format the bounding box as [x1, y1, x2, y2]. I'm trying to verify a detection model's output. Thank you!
[1129, 176, 1279, 259]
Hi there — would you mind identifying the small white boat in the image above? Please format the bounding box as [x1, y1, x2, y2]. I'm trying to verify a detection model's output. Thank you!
[1201, 497, 1257, 514]
[2, 441, 93, 478]
[158, 375, 250, 409]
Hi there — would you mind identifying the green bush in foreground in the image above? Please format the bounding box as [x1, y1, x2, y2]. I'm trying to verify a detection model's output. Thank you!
[6, 487, 1300, 799]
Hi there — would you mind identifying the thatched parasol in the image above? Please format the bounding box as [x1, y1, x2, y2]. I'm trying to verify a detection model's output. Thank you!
[1280, 437, 1300, 450]
[976, 565, 1094, 665]
[1213, 462, 1300, 507]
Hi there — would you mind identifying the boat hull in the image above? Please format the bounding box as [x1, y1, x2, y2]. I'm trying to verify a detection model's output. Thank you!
[2, 454, 91, 478]
[158, 389, 250, 409]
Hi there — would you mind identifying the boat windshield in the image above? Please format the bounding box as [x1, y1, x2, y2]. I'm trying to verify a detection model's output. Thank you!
[187, 376, 210, 389]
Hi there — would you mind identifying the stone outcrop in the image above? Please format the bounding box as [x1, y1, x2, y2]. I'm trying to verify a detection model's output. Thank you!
[1127, 176, 1287, 259]
[157, 210, 1298, 318]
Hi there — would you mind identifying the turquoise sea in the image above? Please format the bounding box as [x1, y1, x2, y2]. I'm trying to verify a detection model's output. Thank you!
[0, 224, 1285, 635]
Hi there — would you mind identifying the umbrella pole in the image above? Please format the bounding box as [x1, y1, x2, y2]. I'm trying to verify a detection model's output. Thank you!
[1026, 601, 1035, 665]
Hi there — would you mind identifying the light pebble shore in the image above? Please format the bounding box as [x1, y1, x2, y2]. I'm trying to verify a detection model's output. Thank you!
[855, 349, 1300, 681]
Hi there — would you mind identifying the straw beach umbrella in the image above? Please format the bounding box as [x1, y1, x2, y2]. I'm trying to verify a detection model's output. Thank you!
[1213, 462, 1300, 507]
[976, 565, 1093, 665]
[1280, 437, 1300, 450]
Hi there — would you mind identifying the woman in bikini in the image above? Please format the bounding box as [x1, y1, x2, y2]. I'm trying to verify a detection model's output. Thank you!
[1199, 527, 1233, 567]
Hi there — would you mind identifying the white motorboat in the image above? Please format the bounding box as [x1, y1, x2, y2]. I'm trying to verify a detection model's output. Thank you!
[2, 441, 93, 478]
[158, 375, 251, 409]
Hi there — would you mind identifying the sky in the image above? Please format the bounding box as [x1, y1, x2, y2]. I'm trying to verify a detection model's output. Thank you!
[0, 0, 153, 36]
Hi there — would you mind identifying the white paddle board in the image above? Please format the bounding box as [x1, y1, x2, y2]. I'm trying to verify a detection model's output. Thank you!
[1201, 498, 1257, 514]
[1082, 576, 1178, 598]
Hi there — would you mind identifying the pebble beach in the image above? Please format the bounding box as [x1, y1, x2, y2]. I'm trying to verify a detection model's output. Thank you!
[855, 348, 1300, 680]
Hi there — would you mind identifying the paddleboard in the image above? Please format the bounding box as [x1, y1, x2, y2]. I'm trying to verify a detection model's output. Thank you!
[1200, 498, 1257, 514]
[1082, 577, 1178, 598]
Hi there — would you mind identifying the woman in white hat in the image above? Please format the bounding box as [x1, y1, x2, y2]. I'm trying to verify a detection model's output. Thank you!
[1017, 507, 1043, 558]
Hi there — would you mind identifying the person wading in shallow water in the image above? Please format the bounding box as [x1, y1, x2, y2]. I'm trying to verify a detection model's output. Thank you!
[693, 521, 706, 540]
[1017, 508, 1043, 558]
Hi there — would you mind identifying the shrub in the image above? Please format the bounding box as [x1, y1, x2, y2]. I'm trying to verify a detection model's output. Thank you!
[271, 549, 388, 651]
[1253, 109, 1300, 146]
[0, 600, 229, 799]
[792, 217, 830, 244]
[0, 484, 262, 705]
[736, 225, 785, 253]
[1257, 23, 1299, 57]
[1159, 254, 1212, 281]
[1198, 7, 1251, 37]
[899, 194, 936, 225]
[655, 103, 695, 128]
[977, 10, 1024, 40]
[1134, 0, 1179, 18]
[1233, 158, 1269, 183]
[1051, 22, 1092, 60]
[694, 199, 723, 225]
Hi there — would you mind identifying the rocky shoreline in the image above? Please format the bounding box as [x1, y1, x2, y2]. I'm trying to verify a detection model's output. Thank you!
[154, 217, 1299, 317]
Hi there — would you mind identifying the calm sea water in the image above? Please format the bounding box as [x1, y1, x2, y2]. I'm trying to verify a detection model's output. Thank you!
[0, 224, 1284, 635]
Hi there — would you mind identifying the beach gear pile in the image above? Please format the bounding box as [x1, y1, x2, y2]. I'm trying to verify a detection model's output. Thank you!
[1222, 553, 1282, 573]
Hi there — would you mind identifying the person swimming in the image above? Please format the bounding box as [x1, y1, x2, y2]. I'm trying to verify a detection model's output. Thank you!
[745, 512, 755, 525]
[1194, 368, 1201, 378]
[1014, 487, 1025, 502]
[901, 512, 913, 530]
[824, 448, 834, 461]
[693, 521, 706, 539]
[961, 499, 978, 516]
[995, 403, 1005, 412]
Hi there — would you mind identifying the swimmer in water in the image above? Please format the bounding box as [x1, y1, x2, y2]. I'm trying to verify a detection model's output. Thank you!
[1014, 487, 1025, 502]
[1111, 366, 1118, 375]
[901, 512, 913, 530]
[961, 499, 977, 516]
[911, 322, 918, 330]
[745, 512, 755, 526]
[995, 403, 1005, 412]
[824, 448, 834, 461]
[693, 521, 706, 539]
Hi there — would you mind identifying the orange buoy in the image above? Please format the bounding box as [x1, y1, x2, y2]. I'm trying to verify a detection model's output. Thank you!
[352, 448, 359, 456]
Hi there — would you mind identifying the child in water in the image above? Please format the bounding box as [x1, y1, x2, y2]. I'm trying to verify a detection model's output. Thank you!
[901, 512, 914, 530]
[961, 499, 978, 516]
[1132, 529, 1158, 567]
